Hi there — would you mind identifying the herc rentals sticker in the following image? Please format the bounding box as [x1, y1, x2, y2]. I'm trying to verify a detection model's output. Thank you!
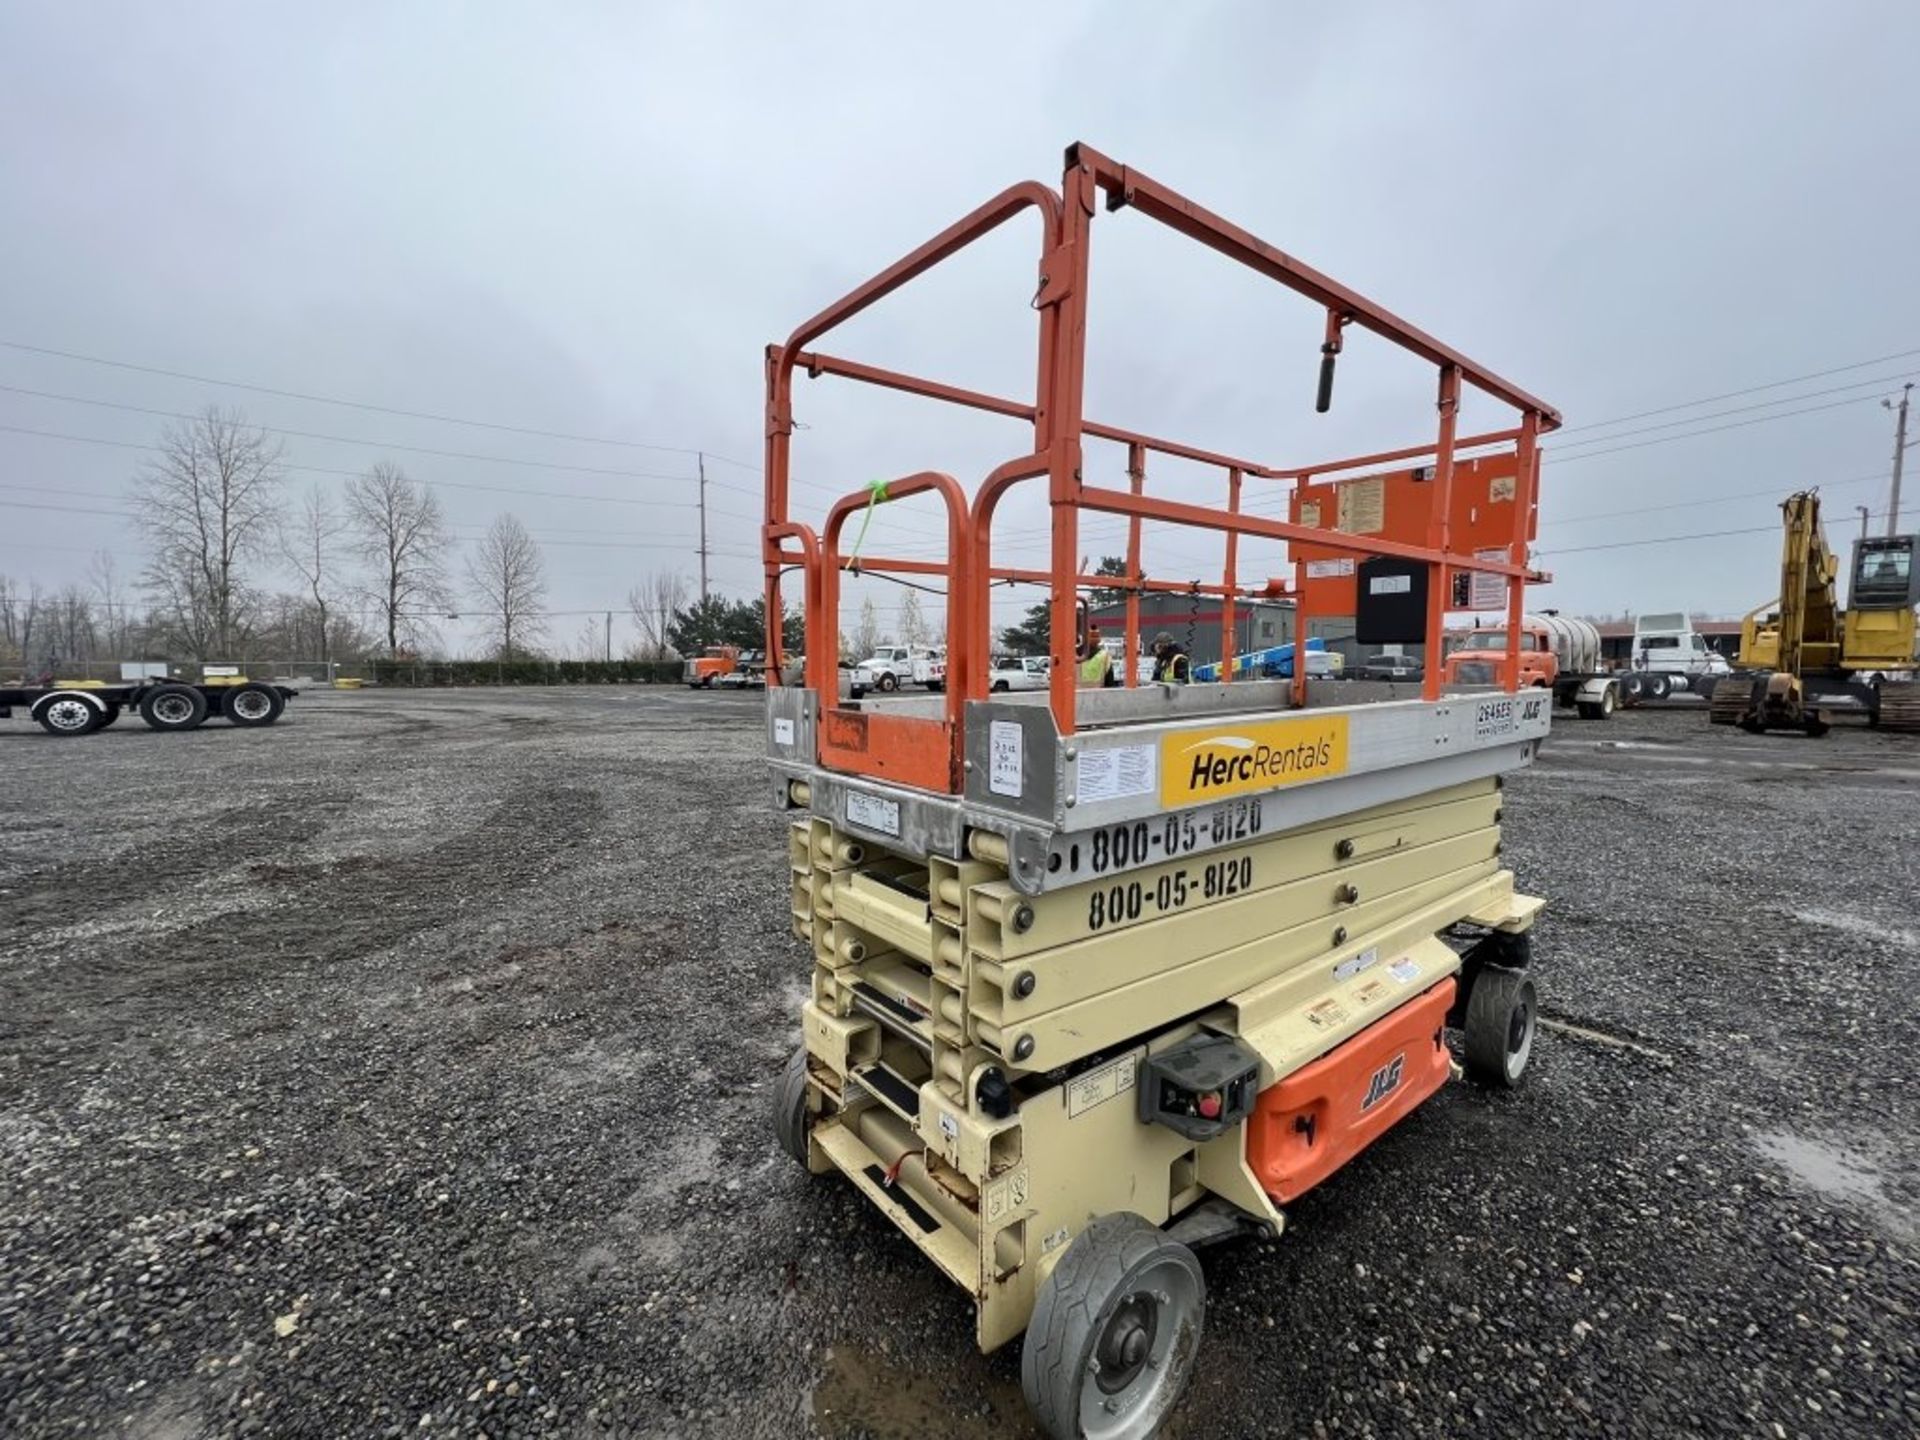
[1160, 714, 1351, 806]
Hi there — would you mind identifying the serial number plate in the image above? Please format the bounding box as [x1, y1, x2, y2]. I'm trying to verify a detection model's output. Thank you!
[1057, 799, 1264, 881]
[843, 790, 901, 838]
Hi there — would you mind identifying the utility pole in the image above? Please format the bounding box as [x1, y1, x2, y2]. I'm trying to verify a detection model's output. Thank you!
[605, 610, 612, 662]
[698, 456, 714, 602]
[1886, 383, 1912, 537]
[1858, 505, 1872, 543]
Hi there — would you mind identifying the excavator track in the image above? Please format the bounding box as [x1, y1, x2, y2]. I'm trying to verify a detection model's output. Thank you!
[1709, 675, 1757, 726]
[1877, 681, 1920, 733]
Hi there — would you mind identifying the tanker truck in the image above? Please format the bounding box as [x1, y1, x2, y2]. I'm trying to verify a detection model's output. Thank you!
[1442, 613, 1631, 719]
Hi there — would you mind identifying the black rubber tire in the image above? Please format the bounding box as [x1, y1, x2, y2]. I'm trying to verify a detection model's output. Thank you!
[992, 680, 1010, 693]
[877, 672, 899, 692]
[1022, 1213, 1205, 1440]
[1463, 966, 1538, 1089]
[1647, 674, 1671, 700]
[223, 683, 285, 727]
[34, 694, 104, 736]
[139, 684, 209, 732]
[1575, 701, 1602, 720]
[773, 1048, 814, 1169]
[96, 704, 121, 729]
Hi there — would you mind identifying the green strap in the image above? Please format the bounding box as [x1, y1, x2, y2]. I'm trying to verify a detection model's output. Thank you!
[843, 479, 890, 569]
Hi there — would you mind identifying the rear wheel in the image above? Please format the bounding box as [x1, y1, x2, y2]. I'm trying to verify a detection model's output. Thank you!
[992, 680, 1010, 693]
[1022, 1213, 1205, 1440]
[1646, 674, 1671, 700]
[97, 704, 122, 729]
[224, 683, 284, 727]
[34, 694, 104, 736]
[1463, 966, 1538, 1089]
[139, 684, 209, 732]
[1575, 701, 1602, 720]
[773, 1048, 814, 1169]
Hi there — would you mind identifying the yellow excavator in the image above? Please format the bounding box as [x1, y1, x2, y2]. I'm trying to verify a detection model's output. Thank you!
[1708, 490, 1919, 735]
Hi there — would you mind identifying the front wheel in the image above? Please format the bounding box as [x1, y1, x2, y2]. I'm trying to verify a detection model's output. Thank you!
[1463, 966, 1538, 1088]
[1022, 1213, 1205, 1440]
[34, 695, 104, 736]
[877, 672, 899, 693]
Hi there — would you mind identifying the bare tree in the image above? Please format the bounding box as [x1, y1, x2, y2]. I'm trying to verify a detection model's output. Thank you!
[897, 590, 927, 646]
[850, 596, 882, 660]
[134, 407, 284, 658]
[344, 462, 450, 658]
[626, 571, 689, 659]
[87, 551, 134, 660]
[466, 513, 547, 658]
[280, 483, 350, 667]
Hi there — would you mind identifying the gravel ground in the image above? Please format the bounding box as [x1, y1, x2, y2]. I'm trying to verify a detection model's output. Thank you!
[1, 688, 1915, 1439]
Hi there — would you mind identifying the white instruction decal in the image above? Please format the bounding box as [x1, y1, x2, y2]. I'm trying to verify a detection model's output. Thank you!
[844, 790, 901, 838]
[1368, 574, 1412, 596]
[1076, 744, 1156, 804]
[1334, 947, 1379, 983]
[1305, 557, 1354, 579]
[1066, 1055, 1137, 1119]
[988, 720, 1024, 798]
[1389, 957, 1422, 984]
[772, 717, 795, 746]
[1468, 548, 1508, 610]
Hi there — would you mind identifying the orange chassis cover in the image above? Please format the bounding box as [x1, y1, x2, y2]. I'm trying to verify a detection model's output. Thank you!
[1246, 978, 1456, 1204]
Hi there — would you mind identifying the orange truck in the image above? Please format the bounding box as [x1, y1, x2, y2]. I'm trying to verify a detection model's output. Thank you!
[683, 644, 741, 689]
[1442, 612, 1630, 719]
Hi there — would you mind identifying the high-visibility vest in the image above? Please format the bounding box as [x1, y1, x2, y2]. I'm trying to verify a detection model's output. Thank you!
[1077, 648, 1112, 687]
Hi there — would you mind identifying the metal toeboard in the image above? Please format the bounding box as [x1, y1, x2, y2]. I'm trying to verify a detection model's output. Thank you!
[767, 684, 1548, 896]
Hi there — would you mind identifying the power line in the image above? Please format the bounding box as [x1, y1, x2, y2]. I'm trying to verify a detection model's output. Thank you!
[0, 383, 716, 485]
[0, 337, 760, 468]
[1544, 371, 1919, 453]
[1554, 346, 1920, 436]
[1543, 392, 1897, 465]
[0, 421, 755, 513]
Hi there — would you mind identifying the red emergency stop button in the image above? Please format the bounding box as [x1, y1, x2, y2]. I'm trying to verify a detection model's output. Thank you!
[1198, 1091, 1223, 1119]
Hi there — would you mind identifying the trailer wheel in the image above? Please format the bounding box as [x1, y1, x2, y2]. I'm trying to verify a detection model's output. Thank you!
[138, 684, 209, 732]
[97, 704, 122, 729]
[1022, 1212, 1205, 1440]
[1463, 966, 1537, 1089]
[224, 682, 285, 727]
[34, 694, 104, 736]
[773, 1048, 815, 1169]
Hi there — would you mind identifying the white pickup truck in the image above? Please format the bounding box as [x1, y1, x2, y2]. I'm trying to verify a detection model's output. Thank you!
[988, 655, 1050, 692]
[852, 644, 944, 695]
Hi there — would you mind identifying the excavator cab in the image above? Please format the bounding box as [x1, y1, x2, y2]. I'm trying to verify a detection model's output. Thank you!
[1850, 535, 1919, 610]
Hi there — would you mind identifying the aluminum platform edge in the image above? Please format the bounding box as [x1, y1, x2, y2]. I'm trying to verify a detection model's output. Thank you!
[766, 685, 1549, 897]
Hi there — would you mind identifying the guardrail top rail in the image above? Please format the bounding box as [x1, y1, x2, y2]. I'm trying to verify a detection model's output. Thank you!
[763, 141, 1561, 797]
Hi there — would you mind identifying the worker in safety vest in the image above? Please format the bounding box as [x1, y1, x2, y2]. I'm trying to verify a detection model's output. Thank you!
[1150, 631, 1191, 684]
[1076, 626, 1117, 688]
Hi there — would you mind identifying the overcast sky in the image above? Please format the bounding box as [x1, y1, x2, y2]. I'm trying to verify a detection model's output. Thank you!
[4, 3, 1918, 657]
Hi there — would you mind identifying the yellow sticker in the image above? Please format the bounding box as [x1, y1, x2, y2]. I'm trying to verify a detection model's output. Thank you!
[1160, 714, 1351, 806]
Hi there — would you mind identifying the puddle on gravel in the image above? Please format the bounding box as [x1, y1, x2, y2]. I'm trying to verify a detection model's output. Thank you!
[810, 1343, 1035, 1440]
[1754, 1130, 1915, 1242]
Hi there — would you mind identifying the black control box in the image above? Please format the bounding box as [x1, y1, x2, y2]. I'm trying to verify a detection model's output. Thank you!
[1136, 1034, 1262, 1142]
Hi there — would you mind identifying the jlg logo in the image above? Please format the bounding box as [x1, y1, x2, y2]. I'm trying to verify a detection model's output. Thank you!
[1361, 1053, 1405, 1112]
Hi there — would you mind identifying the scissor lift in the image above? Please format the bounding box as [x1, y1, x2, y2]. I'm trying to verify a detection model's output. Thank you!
[761, 143, 1561, 1438]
